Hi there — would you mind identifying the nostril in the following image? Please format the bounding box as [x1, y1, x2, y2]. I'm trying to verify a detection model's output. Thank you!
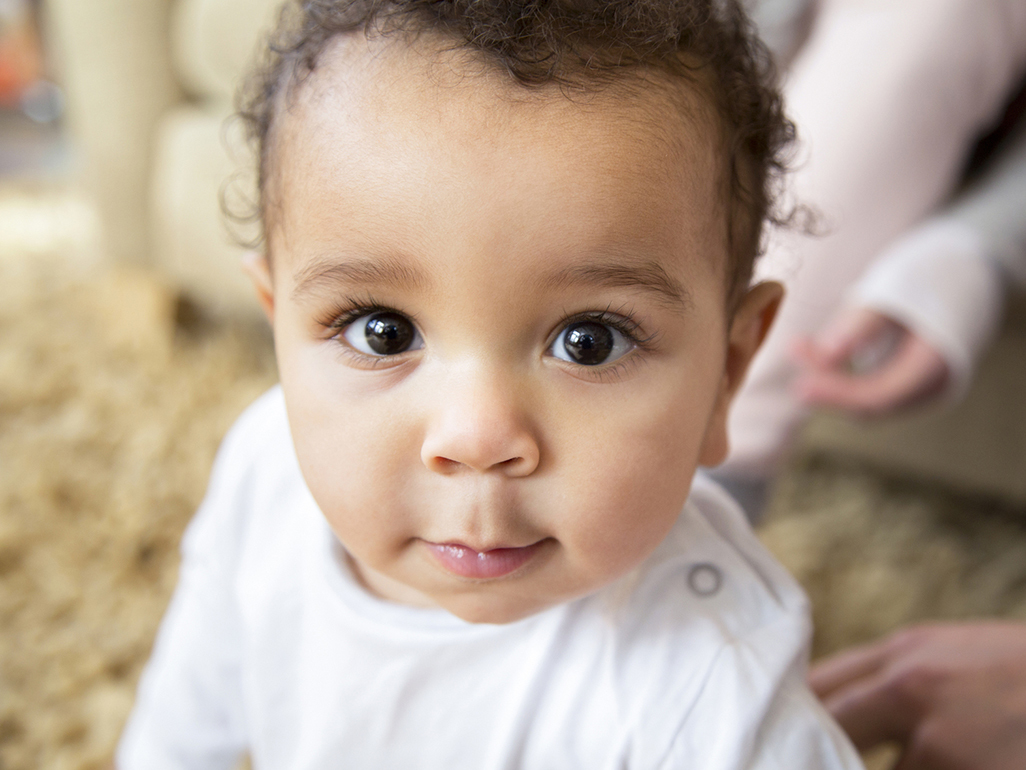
[431, 456, 461, 473]
[426, 455, 527, 474]
[499, 454, 539, 478]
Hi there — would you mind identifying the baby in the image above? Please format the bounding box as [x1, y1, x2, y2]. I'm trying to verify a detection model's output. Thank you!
[117, 0, 862, 767]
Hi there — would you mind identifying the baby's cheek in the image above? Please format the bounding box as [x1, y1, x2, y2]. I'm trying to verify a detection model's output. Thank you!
[560, 410, 701, 573]
[563, 448, 690, 576]
[289, 395, 416, 536]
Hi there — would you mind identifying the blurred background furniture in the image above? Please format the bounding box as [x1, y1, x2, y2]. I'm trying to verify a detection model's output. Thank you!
[45, 0, 282, 314]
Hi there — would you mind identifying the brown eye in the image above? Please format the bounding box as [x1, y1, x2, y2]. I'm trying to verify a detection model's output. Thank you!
[342, 312, 422, 356]
[551, 320, 632, 366]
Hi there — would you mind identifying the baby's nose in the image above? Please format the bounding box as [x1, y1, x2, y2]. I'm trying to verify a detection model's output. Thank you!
[420, 374, 540, 477]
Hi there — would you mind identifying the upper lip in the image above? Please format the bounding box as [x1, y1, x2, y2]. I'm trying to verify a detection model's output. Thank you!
[425, 538, 547, 553]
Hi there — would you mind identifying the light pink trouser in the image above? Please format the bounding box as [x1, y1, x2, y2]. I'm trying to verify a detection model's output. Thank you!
[723, 0, 1026, 477]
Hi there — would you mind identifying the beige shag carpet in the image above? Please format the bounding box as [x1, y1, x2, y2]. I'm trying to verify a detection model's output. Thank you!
[759, 457, 1026, 770]
[2, 253, 1025, 770]
[761, 455, 1026, 659]
[0, 255, 276, 769]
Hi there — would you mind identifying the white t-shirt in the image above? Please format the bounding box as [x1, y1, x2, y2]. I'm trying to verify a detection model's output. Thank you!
[117, 387, 861, 770]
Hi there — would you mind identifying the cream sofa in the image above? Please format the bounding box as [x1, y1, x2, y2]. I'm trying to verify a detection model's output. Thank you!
[47, 0, 284, 314]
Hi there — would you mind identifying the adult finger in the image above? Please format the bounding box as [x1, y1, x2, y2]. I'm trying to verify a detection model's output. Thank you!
[820, 667, 921, 751]
[809, 640, 890, 700]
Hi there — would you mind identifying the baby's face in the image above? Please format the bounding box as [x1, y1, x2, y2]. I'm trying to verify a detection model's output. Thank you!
[256, 35, 768, 623]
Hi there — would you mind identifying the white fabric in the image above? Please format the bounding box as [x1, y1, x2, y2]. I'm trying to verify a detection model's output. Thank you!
[846, 117, 1026, 402]
[117, 387, 861, 770]
[950, 121, 1026, 287]
[725, 0, 1026, 477]
[848, 220, 1007, 401]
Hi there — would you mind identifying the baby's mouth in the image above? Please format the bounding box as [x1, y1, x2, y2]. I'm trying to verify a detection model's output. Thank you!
[424, 540, 548, 580]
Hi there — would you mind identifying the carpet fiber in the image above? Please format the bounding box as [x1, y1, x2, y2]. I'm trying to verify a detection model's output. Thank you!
[0, 256, 275, 769]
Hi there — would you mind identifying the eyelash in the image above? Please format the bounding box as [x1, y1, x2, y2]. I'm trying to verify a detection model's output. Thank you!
[319, 297, 657, 374]
[320, 297, 418, 367]
[322, 298, 401, 332]
[550, 306, 655, 351]
[548, 306, 656, 382]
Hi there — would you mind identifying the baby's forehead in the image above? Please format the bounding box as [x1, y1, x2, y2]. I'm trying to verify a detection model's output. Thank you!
[264, 32, 730, 277]
[273, 32, 722, 183]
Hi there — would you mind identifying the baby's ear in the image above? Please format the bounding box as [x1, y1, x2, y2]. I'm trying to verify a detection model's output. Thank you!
[242, 252, 275, 323]
[723, 281, 784, 398]
[698, 281, 784, 466]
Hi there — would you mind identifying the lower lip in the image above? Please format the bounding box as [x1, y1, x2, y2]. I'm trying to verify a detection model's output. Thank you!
[425, 541, 545, 579]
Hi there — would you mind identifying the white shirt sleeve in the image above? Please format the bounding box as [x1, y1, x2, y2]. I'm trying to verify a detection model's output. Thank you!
[951, 114, 1026, 287]
[848, 218, 1005, 400]
[848, 118, 1026, 400]
[657, 612, 861, 769]
[116, 416, 256, 770]
[651, 478, 863, 770]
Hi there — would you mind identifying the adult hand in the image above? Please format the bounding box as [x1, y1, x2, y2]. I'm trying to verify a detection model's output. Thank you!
[791, 307, 949, 416]
[810, 622, 1026, 770]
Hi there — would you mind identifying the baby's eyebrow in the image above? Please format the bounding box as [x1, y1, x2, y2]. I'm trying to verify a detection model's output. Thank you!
[545, 260, 694, 313]
[291, 256, 426, 299]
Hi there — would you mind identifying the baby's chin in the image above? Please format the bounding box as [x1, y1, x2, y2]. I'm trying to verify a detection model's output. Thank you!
[431, 571, 615, 625]
[437, 591, 566, 625]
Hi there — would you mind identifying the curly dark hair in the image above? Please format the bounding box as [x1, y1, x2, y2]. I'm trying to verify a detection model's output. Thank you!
[238, 0, 794, 305]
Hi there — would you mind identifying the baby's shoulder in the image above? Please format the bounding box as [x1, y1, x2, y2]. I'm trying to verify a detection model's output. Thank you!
[216, 385, 293, 471]
[180, 386, 310, 560]
[208, 385, 301, 498]
[558, 476, 823, 764]
[610, 472, 808, 640]
[580, 475, 812, 716]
